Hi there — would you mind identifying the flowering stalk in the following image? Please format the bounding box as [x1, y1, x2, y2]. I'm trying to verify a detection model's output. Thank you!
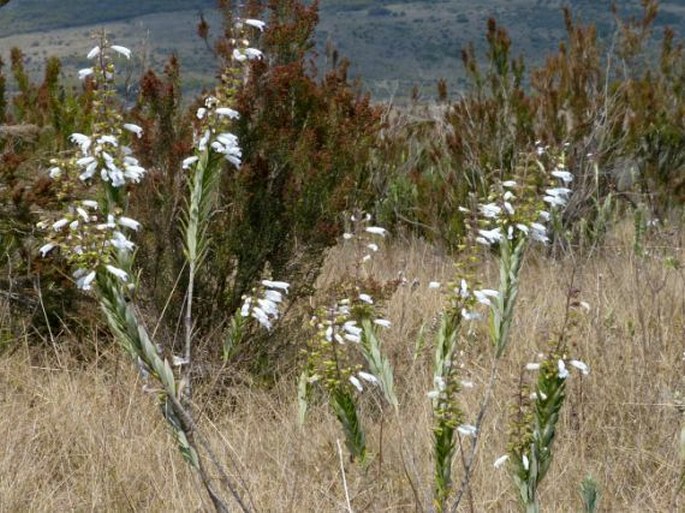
[450, 147, 573, 512]
[509, 356, 589, 512]
[301, 217, 396, 463]
[181, 96, 241, 397]
[178, 13, 264, 392]
[304, 299, 371, 464]
[429, 303, 466, 512]
[37, 36, 257, 513]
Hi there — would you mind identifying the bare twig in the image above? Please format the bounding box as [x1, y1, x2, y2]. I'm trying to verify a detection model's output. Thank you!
[337, 439, 355, 513]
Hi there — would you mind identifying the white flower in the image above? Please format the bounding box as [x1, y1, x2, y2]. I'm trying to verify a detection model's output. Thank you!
[70, 133, 92, 152]
[502, 180, 517, 188]
[78, 68, 93, 80]
[48, 166, 62, 179]
[503, 201, 515, 215]
[215, 107, 240, 119]
[558, 359, 569, 379]
[86, 46, 101, 59]
[111, 45, 132, 59]
[359, 293, 373, 304]
[349, 375, 363, 393]
[543, 194, 566, 207]
[461, 309, 482, 321]
[257, 298, 279, 317]
[196, 107, 207, 120]
[362, 255, 371, 263]
[344, 333, 361, 343]
[100, 135, 120, 147]
[530, 223, 548, 244]
[525, 362, 541, 371]
[543, 187, 571, 207]
[244, 18, 266, 31]
[182, 156, 199, 170]
[428, 281, 441, 289]
[264, 289, 283, 303]
[367, 243, 379, 252]
[569, 359, 590, 375]
[494, 454, 509, 469]
[522, 454, 530, 471]
[365, 226, 388, 237]
[123, 164, 146, 183]
[479, 203, 501, 219]
[123, 123, 143, 138]
[81, 200, 99, 209]
[39, 242, 56, 257]
[244, 47, 263, 60]
[374, 319, 391, 328]
[75, 269, 97, 290]
[52, 218, 69, 231]
[343, 321, 362, 337]
[434, 376, 446, 392]
[75, 207, 90, 222]
[457, 424, 477, 437]
[251, 306, 272, 330]
[459, 279, 469, 298]
[546, 187, 572, 198]
[552, 169, 573, 183]
[117, 216, 141, 231]
[427, 390, 440, 399]
[262, 280, 290, 292]
[233, 48, 247, 62]
[476, 227, 503, 245]
[172, 355, 189, 367]
[515, 223, 529, 235]
[110, 231, 135, 252]
[240, 296, 252, 317]
[106, 265, 129, 282]
[342, 232, 353, 240]
[358, 371, 378, 384]
[473, 289, 499, 306]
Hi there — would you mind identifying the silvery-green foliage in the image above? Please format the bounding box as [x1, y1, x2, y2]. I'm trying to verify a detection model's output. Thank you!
[360, 318, 398, 410]
[580, 475, 600, 513]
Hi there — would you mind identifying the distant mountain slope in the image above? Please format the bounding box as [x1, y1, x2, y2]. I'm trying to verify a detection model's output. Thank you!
[1, 1, 684, 100]
[0, 0, 214, 36]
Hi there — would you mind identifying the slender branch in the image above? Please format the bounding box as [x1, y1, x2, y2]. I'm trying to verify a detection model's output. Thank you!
[337, 439, 355, 513]
[450, 356, 499, 512]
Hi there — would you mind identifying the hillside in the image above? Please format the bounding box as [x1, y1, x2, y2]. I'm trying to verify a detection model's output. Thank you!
[1, 0, 684, 98]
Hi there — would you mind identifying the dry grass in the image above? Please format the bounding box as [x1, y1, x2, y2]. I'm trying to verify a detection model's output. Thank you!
[1, 223, 683, 512]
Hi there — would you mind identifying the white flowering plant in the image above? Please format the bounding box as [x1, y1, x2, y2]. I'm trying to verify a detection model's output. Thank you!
[298, 214, 397, 464]
[36, 24, 280, 513]
[433, 146, 591, 512]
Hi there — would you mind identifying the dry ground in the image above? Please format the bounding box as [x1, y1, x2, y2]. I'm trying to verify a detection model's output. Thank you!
[1, 221, 684, 512]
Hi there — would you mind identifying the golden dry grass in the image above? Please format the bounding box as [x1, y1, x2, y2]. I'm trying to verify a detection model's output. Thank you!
[1, 223, 683, 512]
